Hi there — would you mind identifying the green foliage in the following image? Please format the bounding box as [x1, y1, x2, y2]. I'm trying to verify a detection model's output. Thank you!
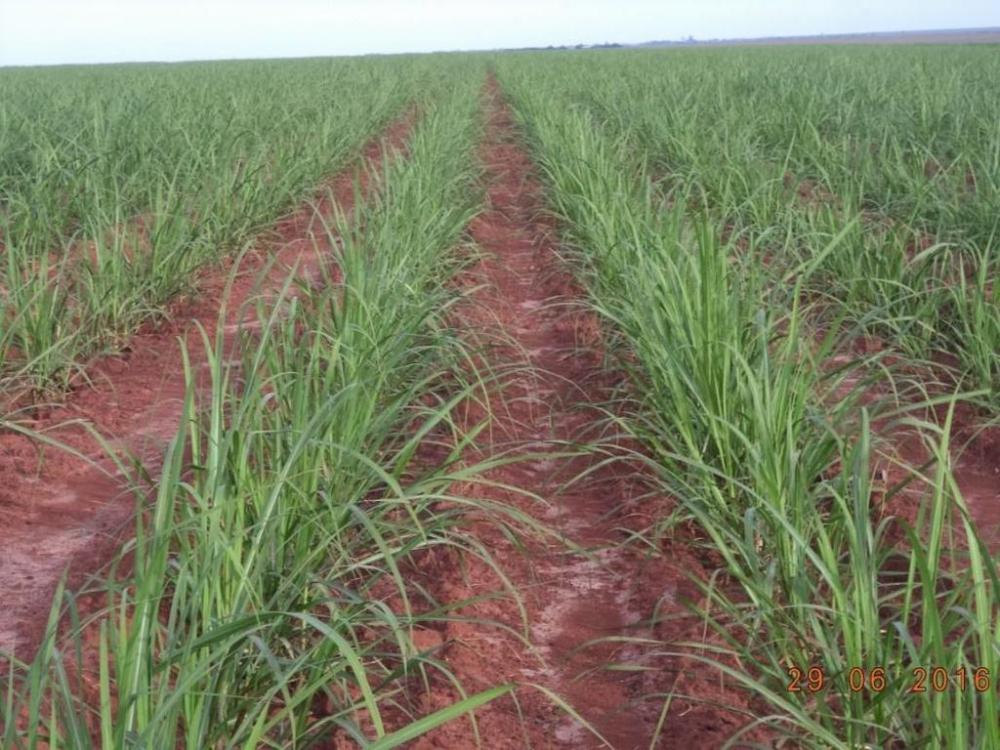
[495, 46, 999, 402]
[498, 47, 1000, 748]
[2, 66, 505, 748]
[0, 57, 433, 394]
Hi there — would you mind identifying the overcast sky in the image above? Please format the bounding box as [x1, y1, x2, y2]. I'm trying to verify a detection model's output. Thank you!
[1, 0, 998, 67]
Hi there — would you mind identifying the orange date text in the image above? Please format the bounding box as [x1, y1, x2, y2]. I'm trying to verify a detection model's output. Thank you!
[785, 665, 992, 694]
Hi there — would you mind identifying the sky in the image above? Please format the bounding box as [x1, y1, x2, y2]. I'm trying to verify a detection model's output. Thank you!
[0, 0, 998, 67]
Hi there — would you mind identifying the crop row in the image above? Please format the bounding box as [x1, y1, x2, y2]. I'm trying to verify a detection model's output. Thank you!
[2, 64, 509, 748]
[497, 48, 998, 748]
[504, 47, 999, 407]
[0, 57, 451, 396]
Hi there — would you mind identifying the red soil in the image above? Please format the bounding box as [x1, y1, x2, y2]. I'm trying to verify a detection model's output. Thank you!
[8, 76, 990, 749]
[401, 85, 998, 749]
[0, 110, 417, 661]
[877, 402, 1000, 550]
[392, 79, 755, 749]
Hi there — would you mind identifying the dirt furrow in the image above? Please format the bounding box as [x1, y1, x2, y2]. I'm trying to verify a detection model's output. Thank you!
[401, 80, 685, 749]
[0, 110, 416, 660]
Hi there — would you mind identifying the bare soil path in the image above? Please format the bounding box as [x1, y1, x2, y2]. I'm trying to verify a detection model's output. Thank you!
[405, 79, 753, 749]
[0, 111, 416, 660]
[3, 81, 766, 747]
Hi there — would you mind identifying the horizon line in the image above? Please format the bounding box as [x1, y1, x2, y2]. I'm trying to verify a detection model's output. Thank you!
[2, 24, 998, 71]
